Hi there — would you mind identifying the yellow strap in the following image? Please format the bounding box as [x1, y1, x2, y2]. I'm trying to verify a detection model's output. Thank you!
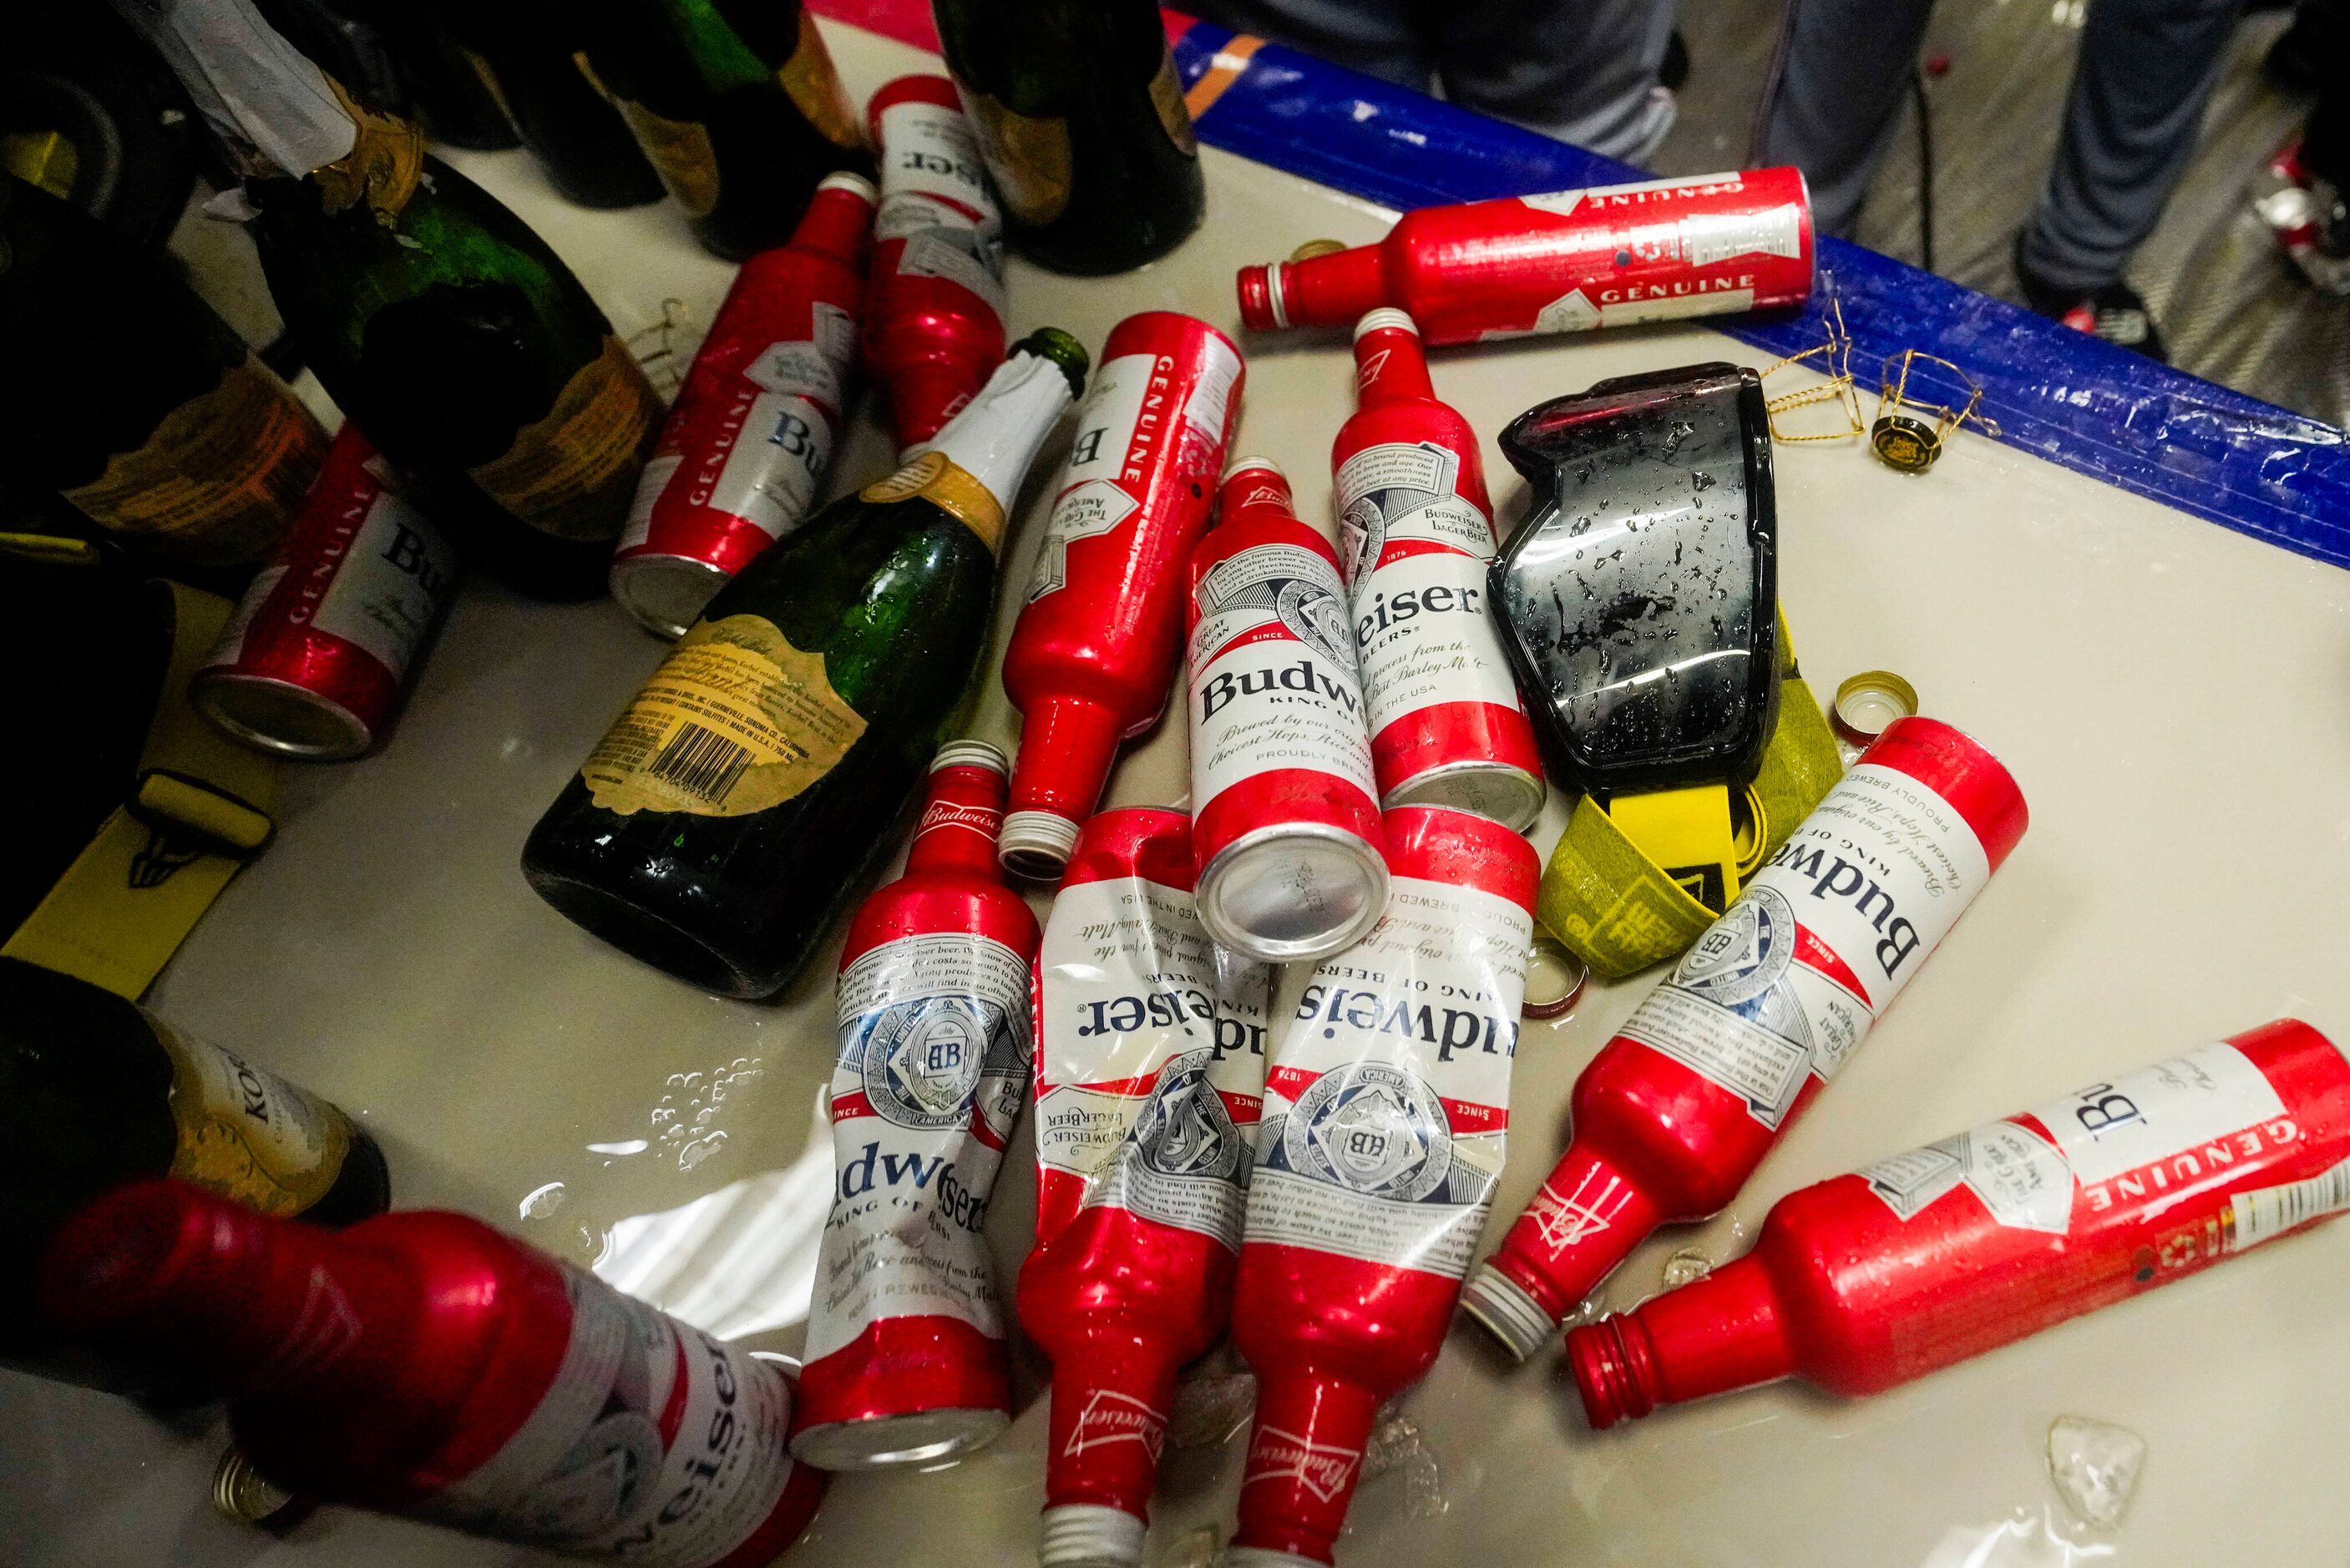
[3, 581, 277, 998]
[1537, 670, 1844, 982]
[1604, 783, 1740, 913]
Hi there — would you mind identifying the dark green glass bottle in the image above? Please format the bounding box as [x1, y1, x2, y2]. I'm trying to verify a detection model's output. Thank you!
[0, 956, 390, 1399]
[0, 175, 327, 568]
[575, 0, 872, 260]
[117, 0, 662, 600]
[522, 330, 1088, 999]
[423, 0, 665, 210]
[934, 0, 1206, 275]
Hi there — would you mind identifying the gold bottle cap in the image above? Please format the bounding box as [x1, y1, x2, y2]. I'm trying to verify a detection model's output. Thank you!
[1870, 412, 1943, 472]
[1289, 238, 1347, 262]
[1832, 670, 1921, 749]
[1522, 933, 1588, 1020]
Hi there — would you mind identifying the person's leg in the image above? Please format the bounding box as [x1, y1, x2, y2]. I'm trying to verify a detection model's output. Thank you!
[1426, 0, 1679, 164]
[1183, 0, 1434, 91]
[1749, 0, 1937, 237]
[2016, 0, 2245, 293]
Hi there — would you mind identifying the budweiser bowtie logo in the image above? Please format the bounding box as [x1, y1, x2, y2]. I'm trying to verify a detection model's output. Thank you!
[1244, 1424, 1360, 1504]
[1063, 1389, 1167, 1461]
[1532, 1165, 1630, 1254]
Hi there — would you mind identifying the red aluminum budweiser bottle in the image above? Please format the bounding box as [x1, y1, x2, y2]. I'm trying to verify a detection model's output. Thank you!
[1568, 1019, 2350, 1425]
[999, 312, 1247, 878]
[1236, 168, 1814, 344]
[193, 423, 458, 760]
[1229, 807, 1537, 1567]
[792, 741, 1039, 1469]
[864, 75, 1009, 448]
[1185, 459, 1386, 963]
[1020, 807, 1273, 1568]
[1331, 309, 1542, 828]
[1461, 716, 2028, 1360]
[611, 172, 875, 639]
[40, 1181, 826, 1565]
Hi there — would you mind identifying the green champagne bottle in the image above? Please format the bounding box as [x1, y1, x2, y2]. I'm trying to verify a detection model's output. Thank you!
[934, 0, 1206, 275]
[423, 0, 666, 210]
[0, 175, 327, 566]
[0, 956, 390, 1399]
[116, 0, 663, 601]
[522, 329, 1089, 1000]
[0, 175, 327, 569]
[575, 0, 870, 260]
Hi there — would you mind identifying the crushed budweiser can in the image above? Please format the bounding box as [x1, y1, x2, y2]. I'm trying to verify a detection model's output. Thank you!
[1237, 168, 1815, 343]
[193, 422, 458, 760]
[864, 75, 1010, 448]
[611, 173, 874, 639]
[999, 311, 1245, 879]
[1184, 458, 1386, 964]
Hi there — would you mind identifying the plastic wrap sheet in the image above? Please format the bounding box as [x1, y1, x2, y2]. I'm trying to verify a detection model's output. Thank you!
[808, 0, 2350, 571]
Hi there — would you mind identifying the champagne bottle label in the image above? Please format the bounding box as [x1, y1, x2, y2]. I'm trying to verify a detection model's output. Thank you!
[859, 450, 1006, 553]
[777, 8, 862, 151]
[60, 359, 326, 564]
[156, 1022, 357, 1216]
[619, 101, 722, 217]
[468, 336, 661, 541]
[963, 92, 1073, 227]
[1148, 47, 1198, 157]
[309, 79, 424, 225]
[421, 1263, 799, 1563]
[583, 614, 868, 818]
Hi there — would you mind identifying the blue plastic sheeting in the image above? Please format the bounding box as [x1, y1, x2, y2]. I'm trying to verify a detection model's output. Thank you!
[1172, 23, 2350, 570]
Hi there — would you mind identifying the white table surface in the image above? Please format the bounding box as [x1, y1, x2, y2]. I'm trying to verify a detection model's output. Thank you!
[12, 20, 2350, 1568]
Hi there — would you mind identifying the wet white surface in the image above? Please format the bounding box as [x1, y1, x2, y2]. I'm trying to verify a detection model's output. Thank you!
[12, 19, 2350, 1568]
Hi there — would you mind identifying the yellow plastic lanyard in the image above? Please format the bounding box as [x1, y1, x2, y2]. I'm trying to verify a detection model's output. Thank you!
[1536, 615, 1844, 982]
[3, 579, 276, 999]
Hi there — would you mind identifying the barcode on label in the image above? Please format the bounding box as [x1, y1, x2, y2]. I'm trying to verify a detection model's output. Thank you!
[647, 723, 752, 802]
[2228, 1156, 2350, 1252]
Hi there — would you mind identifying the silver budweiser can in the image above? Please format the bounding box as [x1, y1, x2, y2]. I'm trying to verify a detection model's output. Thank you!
[193, 424, 459, 760]
[1185, 458, 1388, 964]
[611, 173, 874, 638]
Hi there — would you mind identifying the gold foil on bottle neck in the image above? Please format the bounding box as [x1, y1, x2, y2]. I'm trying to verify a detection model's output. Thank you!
[308, 78, 423, 225]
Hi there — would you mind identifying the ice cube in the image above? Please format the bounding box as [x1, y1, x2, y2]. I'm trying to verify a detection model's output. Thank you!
[2046, 1415, 2145, 1529]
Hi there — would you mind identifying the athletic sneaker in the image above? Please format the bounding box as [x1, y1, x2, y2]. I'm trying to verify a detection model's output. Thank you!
[2012, 238, 2170, 362]
[2251, 139, 2350, 296]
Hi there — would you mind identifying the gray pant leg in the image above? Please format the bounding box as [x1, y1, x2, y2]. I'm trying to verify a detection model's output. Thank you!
[1429, 0, 1682, 164]
[1183, 0, 1433, 90]
[1750, 0, 1936, 237]
[2019, 0, 2246, 291]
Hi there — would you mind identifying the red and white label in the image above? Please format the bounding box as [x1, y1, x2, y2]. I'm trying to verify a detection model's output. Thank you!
[1860, 1044, 2294, 1234]
[1187, 542, 1376, 812]
[1333, 439, 1522, 741]
[1244, 1424, 1361, 1505]
[1034, 874, 1272, 1244]
[876, 99, 1000, 242]
[1616, 762, 1994, 1130]
[1244, 876, 1531, 1281]
[1061, 1388, 1169, 1463]
[206, 491, 455, 677]
[422, 1267, 797, 1564]
[621, 303, 855, 554]
[1026, 341, 1241, 603]
[807, 933, 1031, 1363]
